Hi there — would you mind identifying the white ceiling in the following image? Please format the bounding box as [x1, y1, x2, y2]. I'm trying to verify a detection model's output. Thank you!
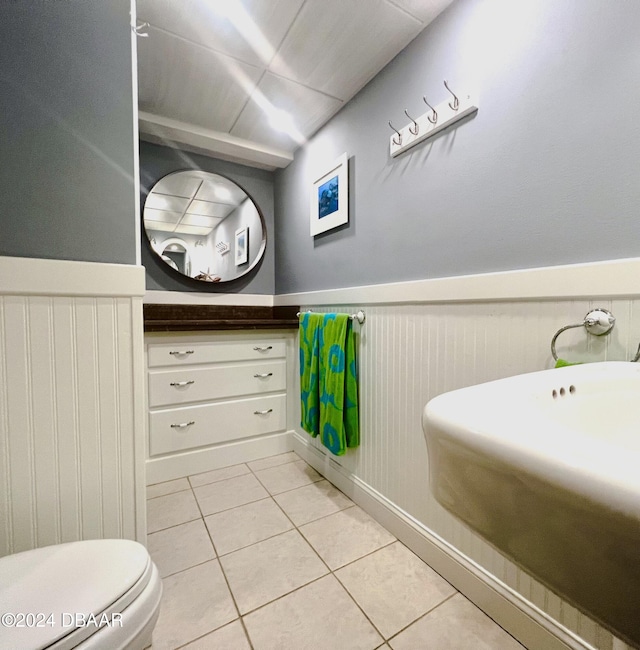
[144, 170, 248, 236]
[136, 0, 454, 170]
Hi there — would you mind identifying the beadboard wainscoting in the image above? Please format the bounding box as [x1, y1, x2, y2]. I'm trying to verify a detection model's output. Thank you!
[0, 257, 147, 557]
[277, 260, 640, 650]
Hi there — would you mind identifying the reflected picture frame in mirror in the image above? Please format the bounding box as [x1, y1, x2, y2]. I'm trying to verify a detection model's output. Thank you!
[143, 170, 267, 284]
[235, 226, 248, 266]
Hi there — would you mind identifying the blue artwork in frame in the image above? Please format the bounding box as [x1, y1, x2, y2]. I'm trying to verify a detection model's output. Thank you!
[310, 153, 348, 236]
[318, 175, 339, 219]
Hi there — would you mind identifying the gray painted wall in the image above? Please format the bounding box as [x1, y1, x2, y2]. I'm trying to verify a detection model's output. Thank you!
[0, 0, 137, 265]
[140, 142, 275, 294]
[274, 0, 640, 294]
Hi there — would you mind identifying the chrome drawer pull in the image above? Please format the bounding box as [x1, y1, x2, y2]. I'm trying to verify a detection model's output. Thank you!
[253, 409, 273, 415]
[170, 380, 195, 387]
[169, 350, 194, 356]
[253, 346, 273, 352]
[253, 373, 273, 378]
[170, 421, 195, 429]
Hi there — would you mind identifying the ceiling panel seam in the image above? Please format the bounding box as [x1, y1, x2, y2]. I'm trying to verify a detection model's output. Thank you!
[227, 69, 267, 135]
[263, 70, 345, 103]
[384, 0, 429, 23]
[147, 24, 264, 73]
[265, 0, 308, 69]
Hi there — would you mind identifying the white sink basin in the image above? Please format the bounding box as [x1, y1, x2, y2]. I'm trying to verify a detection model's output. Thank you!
[422, 361, 640, 648]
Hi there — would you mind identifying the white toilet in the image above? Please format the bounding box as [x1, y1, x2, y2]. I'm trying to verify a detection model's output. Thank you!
[0, 539, 162, 649]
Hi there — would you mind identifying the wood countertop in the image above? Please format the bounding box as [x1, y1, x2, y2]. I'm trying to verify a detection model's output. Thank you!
[143, 304, 300, 332]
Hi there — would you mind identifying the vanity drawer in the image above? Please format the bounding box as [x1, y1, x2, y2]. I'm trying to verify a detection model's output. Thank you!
[148, 339, 286, 368]
[148, 360, 286, 407]
[149, 394, 286, 456]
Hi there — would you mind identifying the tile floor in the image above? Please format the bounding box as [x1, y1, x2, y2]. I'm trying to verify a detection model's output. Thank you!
[146, 452, 526, 650]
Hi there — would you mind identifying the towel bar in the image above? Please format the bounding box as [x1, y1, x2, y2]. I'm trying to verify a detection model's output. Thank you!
[296, 309, 366, 324]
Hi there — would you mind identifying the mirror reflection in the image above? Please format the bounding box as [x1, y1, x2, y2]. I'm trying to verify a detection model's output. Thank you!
[143, 170, 266, 283]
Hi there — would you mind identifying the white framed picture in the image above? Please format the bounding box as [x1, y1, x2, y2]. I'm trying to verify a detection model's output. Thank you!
[235, 226, 248, 265]
[310, 152, 348, 236]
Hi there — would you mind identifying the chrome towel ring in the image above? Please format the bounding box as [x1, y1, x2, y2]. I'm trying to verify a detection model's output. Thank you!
[550, 309, 615, 362]
[551, 308, 640, 362]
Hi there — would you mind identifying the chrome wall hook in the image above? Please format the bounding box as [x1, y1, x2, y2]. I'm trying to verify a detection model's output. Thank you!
[422, 96, 438, 124]
[403, 109, 419, 136]
[443, 80, 459, 111]
[132, 21, 149, 37]
[388, 121, 402, 146]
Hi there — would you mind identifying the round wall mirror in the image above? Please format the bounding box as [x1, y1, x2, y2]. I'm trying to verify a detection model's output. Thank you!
[143, 170, 266, 283]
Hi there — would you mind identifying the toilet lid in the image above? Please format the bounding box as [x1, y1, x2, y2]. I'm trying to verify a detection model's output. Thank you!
[0, 539, 151, 650]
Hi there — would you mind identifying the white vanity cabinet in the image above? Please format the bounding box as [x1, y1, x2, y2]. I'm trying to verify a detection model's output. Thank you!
[145, 331, 294, 484]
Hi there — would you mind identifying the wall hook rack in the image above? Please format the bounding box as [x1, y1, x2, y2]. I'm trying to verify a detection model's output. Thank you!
[215, 241, 230, 255]
[390, 81, 478, 157]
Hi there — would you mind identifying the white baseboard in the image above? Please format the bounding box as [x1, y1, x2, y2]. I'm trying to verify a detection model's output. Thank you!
[292, 433, 595, 650]
[146, 431, 294, 485]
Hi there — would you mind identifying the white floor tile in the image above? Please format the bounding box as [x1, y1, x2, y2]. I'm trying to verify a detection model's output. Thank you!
[193, 472, 269, 516]
[247, 451, 300, 472]
[181, 620, 251, 649]
[336, 541, 456, 638]
[220, 529, 328, 614]
[151, 560, 237, 650]
[189, 463, 250, 488]
[146, 489, 201, 534]
[299, 505, 396, 569]
[253, 459, 322, 495]
[389, 593, 526, 650]
[147, 519, 215, 578]
[146, 477, 190, 499]
[274, 478, 353, 526]
[205, 497, 293, 556]
[244, 574, 383, 650]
